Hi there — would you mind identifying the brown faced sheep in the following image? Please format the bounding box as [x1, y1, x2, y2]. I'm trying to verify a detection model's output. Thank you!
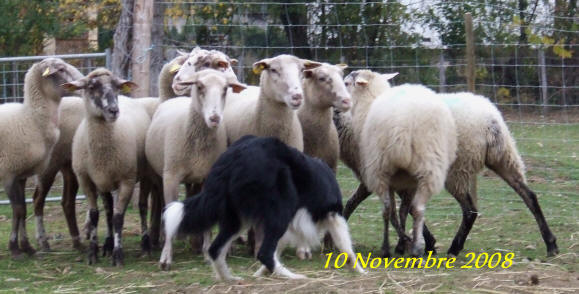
[64, 68, 149, 266]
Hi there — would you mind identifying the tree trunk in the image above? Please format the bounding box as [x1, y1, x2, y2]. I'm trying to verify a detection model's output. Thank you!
[112, 0, 134, 78]
[150, 0, 164, 96]
[131, 0, 153, 97]
[279, 2, 312, 59]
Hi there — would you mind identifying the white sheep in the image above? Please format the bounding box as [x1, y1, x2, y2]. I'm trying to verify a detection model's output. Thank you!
[223, 54, 321, 150]
[0, 58, 81, 258]
[64, 68, 149, 266]
[145, 69, 246, 269]
[340, 72, 559, 257]
[298, 63, 352, 173]
[347, 70, 457, 257]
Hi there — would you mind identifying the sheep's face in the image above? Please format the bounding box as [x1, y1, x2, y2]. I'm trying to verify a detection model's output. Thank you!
[253, 55, 322, 110]
[304, 63, 351, 111]
[345, 70, 398, 100]
[172, 48, 238, 96]
[37, 58, 84, 99]
[174, 69, 246, 128]
[62, 68, 137, 122]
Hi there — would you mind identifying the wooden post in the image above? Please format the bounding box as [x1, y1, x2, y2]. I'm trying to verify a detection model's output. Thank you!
[465, 13, 475, 93]
[538, 48, 548, 113]
[131, 0, 153, 97]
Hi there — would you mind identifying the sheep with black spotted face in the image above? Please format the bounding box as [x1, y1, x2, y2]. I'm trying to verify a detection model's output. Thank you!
[0, 58, 81, 258]
[65, 68, 150, 266]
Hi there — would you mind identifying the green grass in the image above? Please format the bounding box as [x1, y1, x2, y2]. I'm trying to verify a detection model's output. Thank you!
[0, 121, 577, 293]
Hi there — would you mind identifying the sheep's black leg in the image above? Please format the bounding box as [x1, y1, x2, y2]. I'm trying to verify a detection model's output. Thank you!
[101, 192, 114, 257]
[343, 183, 371, 220]
[111, 183, 134, 267]
[490, 167, 558, 256]
[5, 178, 23, 258]
[33, 169, 57, 251]
[380, 190, 392, 258]
[138, 180, 151, 257]
[61, 167, 82, 250]
[15, 178, 35, 256]
[447, 192, 478, 256]
[87, 208, 99, 264]
[394, 190, 412, 255]
[149, 175, 163, 249]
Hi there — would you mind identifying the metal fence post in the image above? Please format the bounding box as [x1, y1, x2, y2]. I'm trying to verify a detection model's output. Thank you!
[105, 48, 112, 70]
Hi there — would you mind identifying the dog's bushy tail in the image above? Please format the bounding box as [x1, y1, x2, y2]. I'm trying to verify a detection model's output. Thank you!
[163, 191, 222, 236]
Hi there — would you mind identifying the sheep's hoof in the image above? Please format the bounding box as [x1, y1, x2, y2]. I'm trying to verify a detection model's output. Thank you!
[446, 246, 461, 257]
[410, 246, 425, 258]
[102, 237, 114, 257]
[224, 275, 243, 281]
[112, 247, 124, 267]
[9, 241, 24, 260]
[72, 239, 85, 252]
[140, 234, 152, 257]
[381, 249, 391, 258]
[20, 240, 37, 256]
[159, 261, 171, 271]
[547, 241, 559, 257]
[323, 234, 335, 252]
[394, 240, 406, 255]
[296, 248, 312, 260]
[38, 239, 51, 252]
[88, 242, 99, 265]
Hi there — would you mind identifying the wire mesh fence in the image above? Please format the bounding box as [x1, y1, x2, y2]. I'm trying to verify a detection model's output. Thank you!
[150, 0, 577, 217]
[0, 1, 576, 215]
[0, 52, 111, 104]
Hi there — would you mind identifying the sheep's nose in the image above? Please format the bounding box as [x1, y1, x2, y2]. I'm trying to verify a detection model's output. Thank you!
[209, 114, 220, 124]
[108, 106, 119, 116]
[291, 93, 303, 103]
[342, 98, 351, 107]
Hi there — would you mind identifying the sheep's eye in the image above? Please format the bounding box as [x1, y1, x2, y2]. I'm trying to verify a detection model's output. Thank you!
[270, 68, 278, 74]
[204, 62, 210, 67]
[187, 61, 192, 66]
[318, 77, 326, 82]
[345, 82, 351, 87]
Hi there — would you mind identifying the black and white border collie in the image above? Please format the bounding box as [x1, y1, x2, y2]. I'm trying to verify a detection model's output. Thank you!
[159, 135, 364, 280]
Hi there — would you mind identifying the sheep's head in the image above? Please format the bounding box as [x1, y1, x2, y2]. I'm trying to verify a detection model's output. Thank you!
[174, 69, 246, 128]
[35, 58, 84, 99]
[62, 68, 137, 122]
[344, 70, 398, 104]
[172, 47, 238, 96]
[253, 54, 321, 110]
[303, 63, 351, 111]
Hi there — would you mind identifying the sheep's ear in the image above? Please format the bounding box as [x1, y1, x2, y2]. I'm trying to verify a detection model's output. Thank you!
[355, 77, 369, 87]
[42, 63, 63, 77]
[301, 59, 322, 70]
[382, 72, 399, 81]
[169, 62, 182, 74]
[253, 59, 270, 75]
[229, 58, 238, 66]
[116, 80, 138, 94]
[229, 82, 247, 94]
[336, 63, 348, 70]
[61, 80, 86, 92]
[304, 70, 314, 79]
[191, 46, 202, 55]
